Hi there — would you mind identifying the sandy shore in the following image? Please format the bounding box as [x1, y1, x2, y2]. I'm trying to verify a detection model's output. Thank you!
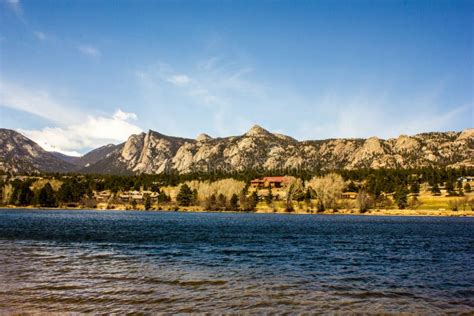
[1, 205, 473, 217]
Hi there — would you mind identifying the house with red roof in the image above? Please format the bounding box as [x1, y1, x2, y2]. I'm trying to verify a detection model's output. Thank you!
[250, 176, 287, 189]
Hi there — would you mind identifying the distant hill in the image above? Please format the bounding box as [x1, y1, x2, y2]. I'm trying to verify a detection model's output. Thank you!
[0, 128, 74, 174]
[0, 126, 473, 175]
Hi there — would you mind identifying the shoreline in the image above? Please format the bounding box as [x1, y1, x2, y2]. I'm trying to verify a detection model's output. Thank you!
[1, 206, 473, 217]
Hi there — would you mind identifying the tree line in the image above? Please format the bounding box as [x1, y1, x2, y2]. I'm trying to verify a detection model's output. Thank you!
[0, 166, 472, 210]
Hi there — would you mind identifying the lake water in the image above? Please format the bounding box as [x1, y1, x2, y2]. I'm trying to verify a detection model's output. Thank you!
[0, 209, 473, 313]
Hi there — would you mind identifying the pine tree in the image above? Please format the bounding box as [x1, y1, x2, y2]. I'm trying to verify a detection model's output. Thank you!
[346, 181, 358, 192]
[445, 181, 456, 196]
[431, 183, 441, 196]
[230, 193, 239, 211]
[410, 181, 420, 195]
[157, 191, 170, 204]
[217, 193, 227, 210]
[265, 188, 273, 204]
[464, 182, 472, 193]
[251, 191, 259, 207]
[144, 194, 152, 210]
[394, 185, 408, 209]
[38, 183, 57, 207]
[176, 184, 193, 206]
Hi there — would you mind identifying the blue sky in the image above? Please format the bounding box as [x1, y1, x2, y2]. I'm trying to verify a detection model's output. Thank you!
[0, 0, 472, 155]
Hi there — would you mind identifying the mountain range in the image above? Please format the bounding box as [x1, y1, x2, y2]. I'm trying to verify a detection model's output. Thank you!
[0, 126, 473, 175]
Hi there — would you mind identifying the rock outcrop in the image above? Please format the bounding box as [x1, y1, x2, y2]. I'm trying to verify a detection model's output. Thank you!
[1, 127, 472, 175]
[80, 127, 474, 174]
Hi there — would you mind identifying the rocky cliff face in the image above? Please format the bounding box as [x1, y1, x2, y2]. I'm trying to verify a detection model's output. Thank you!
[0, 128, 74, 174]
[80, 126, 474, 174]
[1, 127, 472, 175]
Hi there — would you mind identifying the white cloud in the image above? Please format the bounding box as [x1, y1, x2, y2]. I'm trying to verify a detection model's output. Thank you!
[1, 80, 142, 155]
[0, 80, 81, 124]
[4, 0, 22, 16]
[167, 74, 191, 86]
[33, 31, 47, 41]
[78, 44, 101, 58]
[20, 109, 142, 156]
[113, 109, 137, 121]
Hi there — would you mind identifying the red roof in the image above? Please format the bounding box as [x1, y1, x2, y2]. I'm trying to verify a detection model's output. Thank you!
[251, 176, 287, 184]
[263, 176, 286, 182]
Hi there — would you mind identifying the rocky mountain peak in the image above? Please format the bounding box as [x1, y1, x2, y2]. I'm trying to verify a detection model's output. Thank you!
[245, 125, 273, 137]
[196, 133, 212, 142]
[458, 128, 474, 141]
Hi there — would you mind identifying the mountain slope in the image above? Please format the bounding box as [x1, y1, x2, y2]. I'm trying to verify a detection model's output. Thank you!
[81, 126, 474, 174]
[1, 126, 472, 175]
[0, 129, 74, 174]
[73, 144, 120, 168]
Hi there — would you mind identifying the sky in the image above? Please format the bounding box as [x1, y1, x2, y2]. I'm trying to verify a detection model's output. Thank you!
[0, 0, 473, 156]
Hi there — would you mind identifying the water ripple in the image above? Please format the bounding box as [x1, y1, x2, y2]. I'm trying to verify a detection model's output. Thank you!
[0, 209, 473, 313]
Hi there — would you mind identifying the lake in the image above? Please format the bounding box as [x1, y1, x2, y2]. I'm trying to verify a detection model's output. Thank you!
[0, 209, 473, 313]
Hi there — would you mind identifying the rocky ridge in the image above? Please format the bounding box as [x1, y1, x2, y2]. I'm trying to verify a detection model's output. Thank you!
[81, 125, 474, 174]
[1, 126, 472, 174]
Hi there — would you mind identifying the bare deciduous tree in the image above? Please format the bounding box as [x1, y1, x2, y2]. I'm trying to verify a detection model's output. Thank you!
[284, 176, 304, 212]
[186, 179, 245, 204]
[309, 173, 345, 211]
[356, 189, 373, 213]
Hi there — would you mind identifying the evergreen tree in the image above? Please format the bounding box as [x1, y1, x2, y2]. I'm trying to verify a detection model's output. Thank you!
[157, 191, 171, 204]
[37, 183, 57, 207]
[151, 183, 160, 193]
[265, 188, 273, 204]
[445, 181, 456, 196]
[176, 184, 193, 206]
[464, 182, 472, 193]
[251, 191, 259, 206]
[394, 185, 408, 209]
[144, 194, 152, 210]
[10, 180, 34, 206]
[457, 181, 464, 196]
[431, 183, 441, 196]
[217, 193, 227, 210]
[304, 188, 312, 203]
[346, 181, 358, 192]
[230, 193, 239, 211]
[204, 194, 217, 211]
[410, 181, 420, 195]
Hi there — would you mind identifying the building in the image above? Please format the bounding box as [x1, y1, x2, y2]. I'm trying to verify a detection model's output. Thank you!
[250, 176, 287, 189]
[341, 192, 358, 199]
[95, 190, 112, 202]
[457, 176, 474, 183]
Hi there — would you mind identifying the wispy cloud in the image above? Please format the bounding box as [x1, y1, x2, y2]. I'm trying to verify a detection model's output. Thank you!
[297, 89, 471, 140]
[33, 31, 47, 41]
[135, 57, 470, 140]
[1, 80, 142, 155]
[0, 81, 80, 124]
[135, 58, 264, 136]
[4, 0, 22, 16]
[78, 44, 101, 59]
[167, 74, 191, 86]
